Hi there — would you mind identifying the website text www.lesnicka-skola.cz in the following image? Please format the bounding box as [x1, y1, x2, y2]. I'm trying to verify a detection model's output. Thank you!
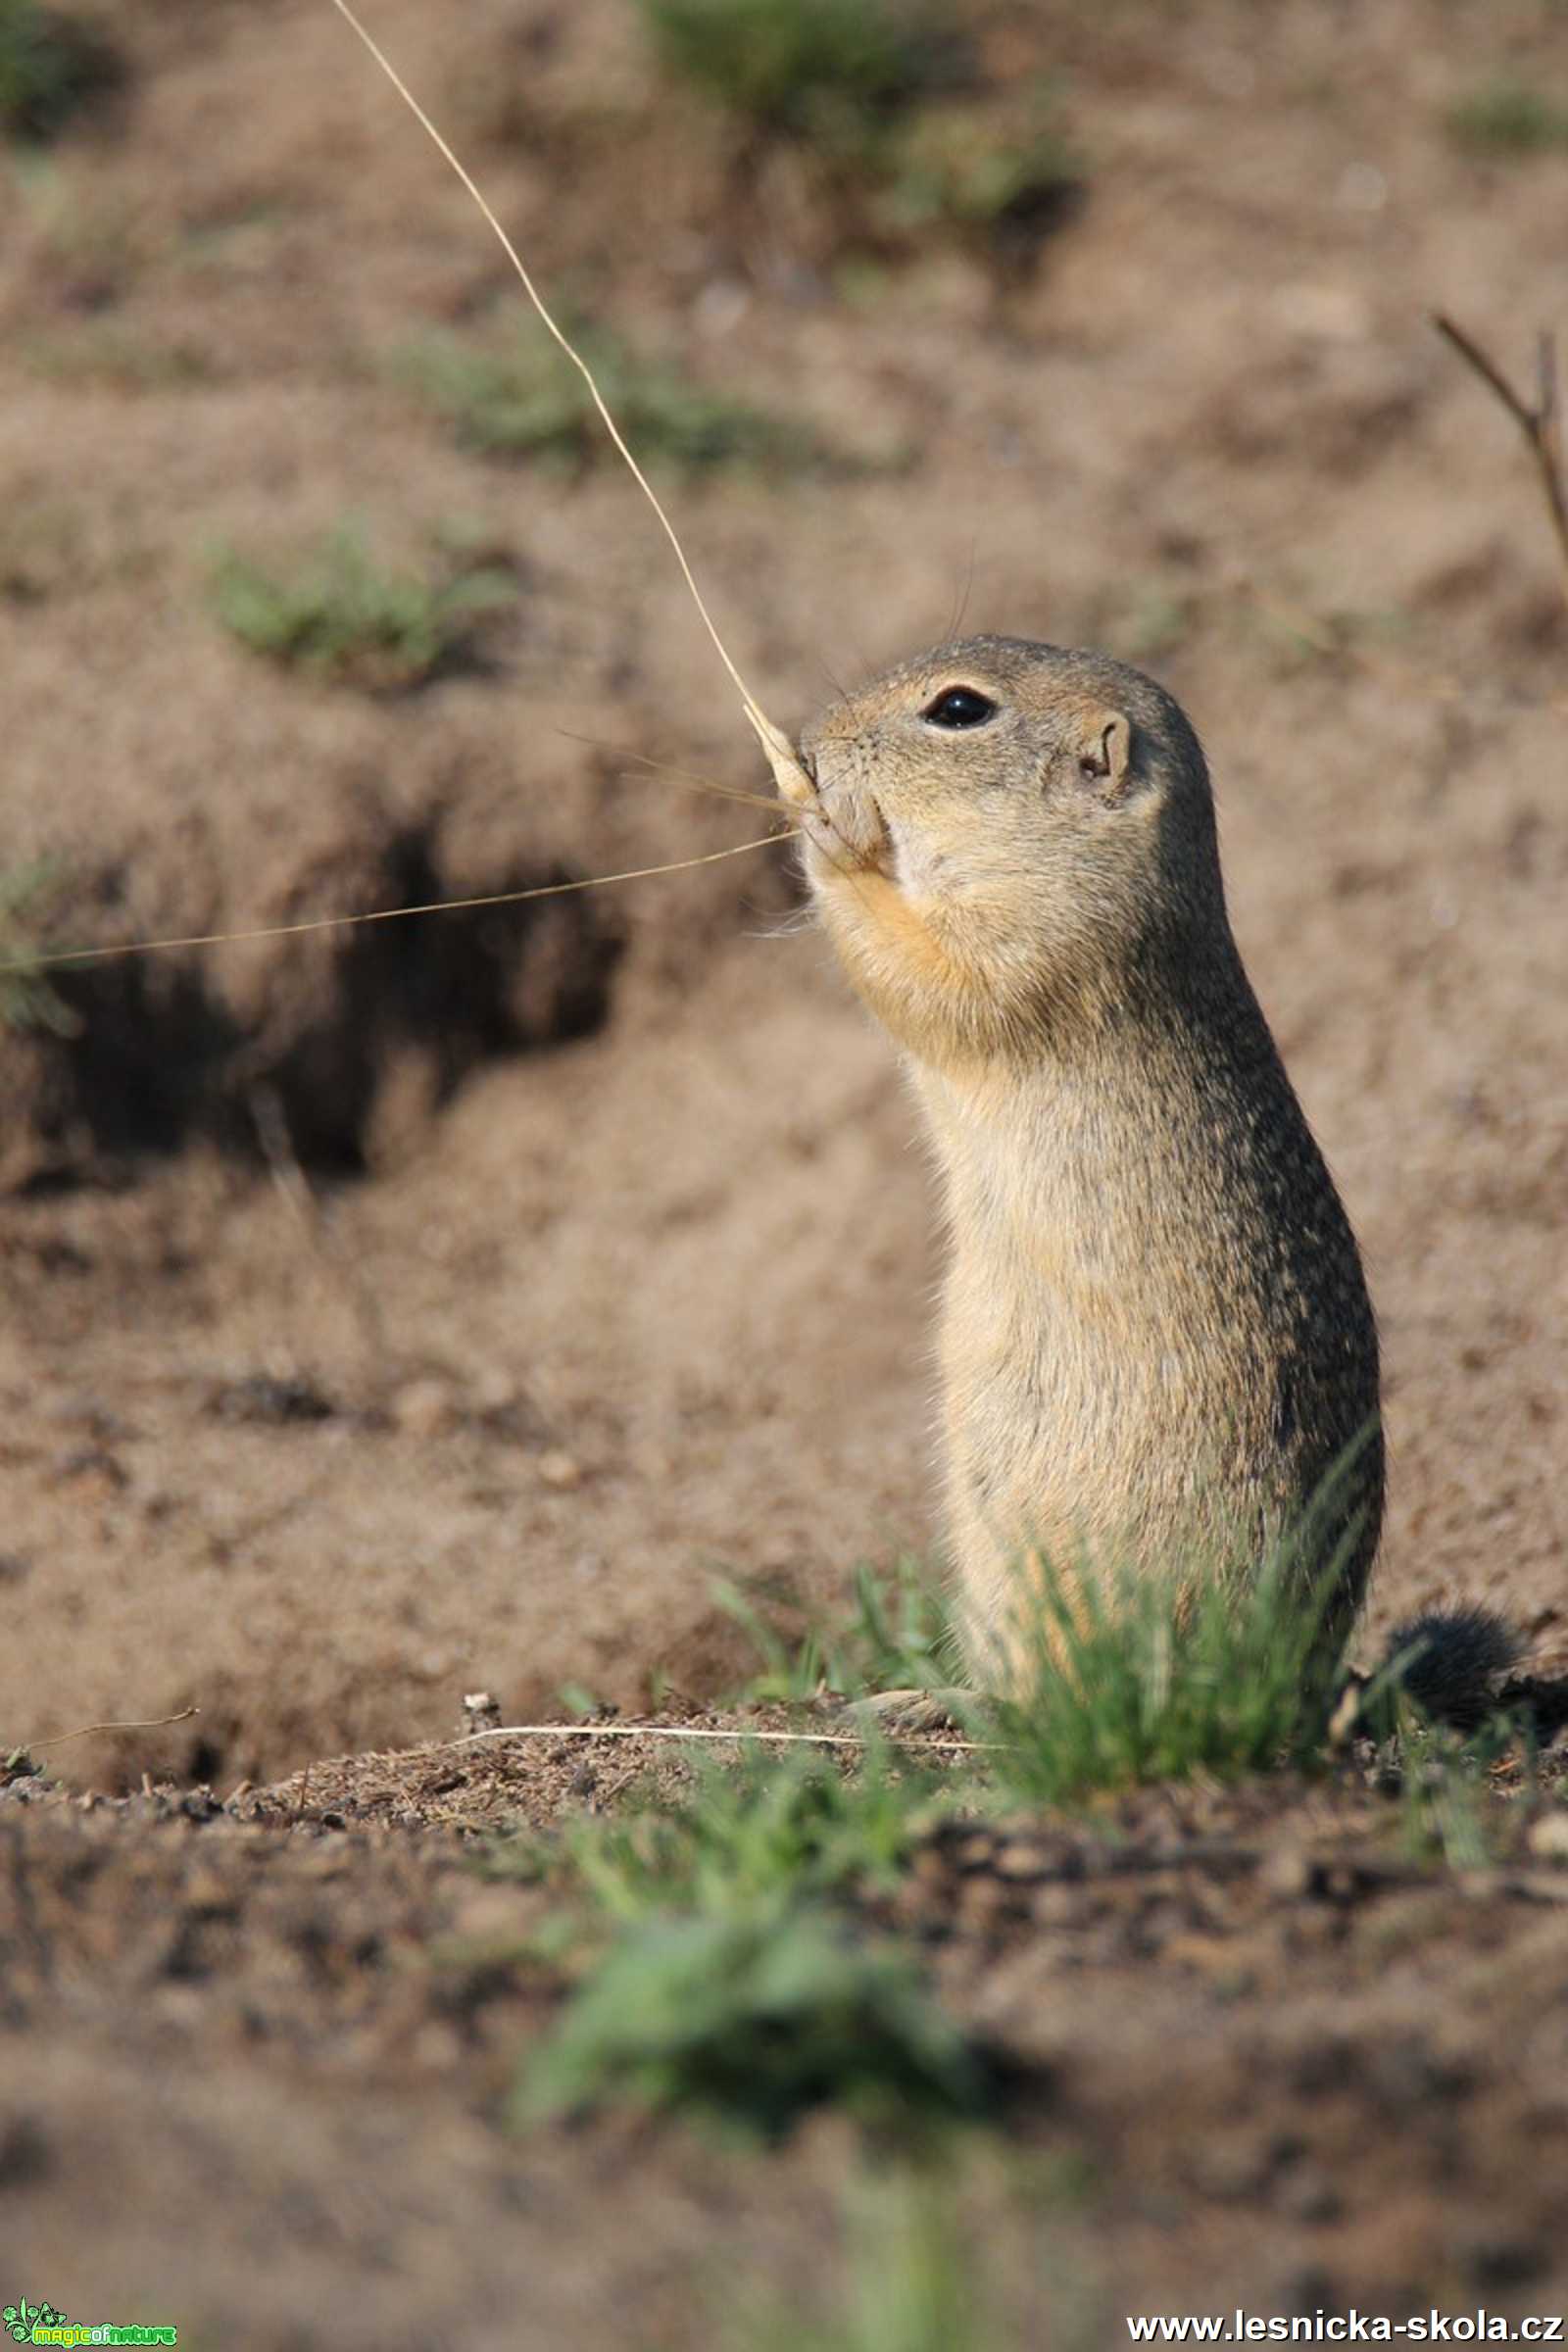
[1126, 2315, 1564, 2343]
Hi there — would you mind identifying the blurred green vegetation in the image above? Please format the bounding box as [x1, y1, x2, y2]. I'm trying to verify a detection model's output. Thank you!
[210, 524, 518, 692]
[733, 2172, 1019, 2352]
[492, 1738, 963, 1922]
[633, 0, 939, 138]
[502, 1736, 988, 2139]
[628, 0, 1077, 265]
[516, 1902, 989, 2139]
[716, 1554, 958, 1703]
[398, 308, 823, 475]
[0, 0, 120, 141]
[1445, 75, 1568, 155]
[0, 860, 78, 1039]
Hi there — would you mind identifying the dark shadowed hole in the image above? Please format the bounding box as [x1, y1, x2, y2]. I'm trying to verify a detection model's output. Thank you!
[31, 828, 625, 1183]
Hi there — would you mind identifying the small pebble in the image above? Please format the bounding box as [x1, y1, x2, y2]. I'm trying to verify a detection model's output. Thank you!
[1259, 1845, 1315, 1900]
[1276, 2164, 1343, 2226]
[994, 1839, 1055, 1882]
[1526, 1812, 1568, 1863]
[392, 1378, 461, 1440]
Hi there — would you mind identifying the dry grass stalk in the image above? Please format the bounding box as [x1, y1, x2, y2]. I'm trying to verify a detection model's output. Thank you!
[1433, 309, 1568, 612]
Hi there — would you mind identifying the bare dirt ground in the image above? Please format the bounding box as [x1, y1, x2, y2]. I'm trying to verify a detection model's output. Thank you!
[5, 1737, 1568, 2343]
[2, 0, 1567, 2338]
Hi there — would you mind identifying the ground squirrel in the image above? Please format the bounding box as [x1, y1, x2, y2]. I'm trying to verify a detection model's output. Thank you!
[774, 636, 1384, 1694]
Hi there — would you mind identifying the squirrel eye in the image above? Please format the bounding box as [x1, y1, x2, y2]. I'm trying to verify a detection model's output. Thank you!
[921, 686, 998, 730]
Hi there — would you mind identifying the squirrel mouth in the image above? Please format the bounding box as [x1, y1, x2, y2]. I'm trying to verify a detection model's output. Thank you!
[816, 771, 894, 874]
[780, 739, 894, 875]
[831, 798, 894, 874]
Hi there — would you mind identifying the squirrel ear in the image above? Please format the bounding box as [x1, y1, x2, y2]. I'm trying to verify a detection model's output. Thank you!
[1075, 710, 1133, 801]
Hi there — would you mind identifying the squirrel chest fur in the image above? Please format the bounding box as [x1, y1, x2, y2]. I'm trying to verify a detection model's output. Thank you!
[781, 636, 1382, 1690]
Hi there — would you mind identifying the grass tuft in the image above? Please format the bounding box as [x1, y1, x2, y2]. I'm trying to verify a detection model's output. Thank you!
[516, 1903, 988, 2139]
[399, 309, 821, 477]
[716, 1554, 959, 1704]
[735, 2171, 1009, 2352]
[209, 524, 517, 691]
[721, 1498, 1371, 1809]
[1445, 77, 1568, 156]
[495, 1739, 964, 1919]
[500, 1740, 987, 2137]
[0, 0, 120, 142]
[868, 99, 1077, 250]
[0, 859, 79, 1038]
[632, 0, 938, 140]
[631, 0, 1076, 266]
[980, 1535, 1355, 1810]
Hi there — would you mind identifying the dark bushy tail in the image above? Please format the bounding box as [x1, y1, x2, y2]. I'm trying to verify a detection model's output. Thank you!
[1378, 1606, 1523, 1730]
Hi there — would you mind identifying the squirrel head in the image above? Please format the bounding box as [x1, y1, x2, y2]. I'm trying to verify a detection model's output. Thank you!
[795, 636, 1232, 1061]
